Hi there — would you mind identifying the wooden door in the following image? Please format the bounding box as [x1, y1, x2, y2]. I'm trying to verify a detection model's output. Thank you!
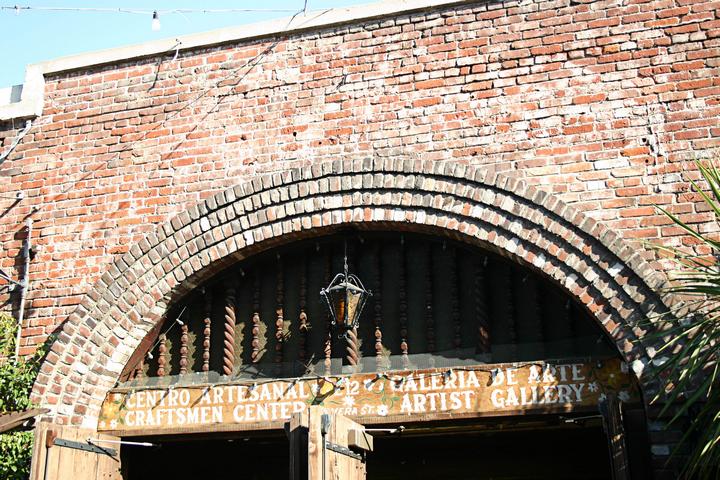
[600, 394, 630, 480]
[288, 406, 373, 480]
[29, 421, 122, 480]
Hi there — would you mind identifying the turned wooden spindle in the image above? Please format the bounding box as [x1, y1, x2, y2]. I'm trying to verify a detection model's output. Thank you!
[527, 275, 545, 357]
[275, 256, 284, 374]
[564, 299, 573, 339]
[345, 328, 360, 369]
[501, 266, 517, 361]
[374, 244, 383, 370]
[251, 275, 261, 363]
[451, 248, 461, 351]
[323, 330, 332, 375]
[399, 239, 409, 369]
[135, 358, 145, 379]
[324, 251, 332, 375]
[158, 334, 167, 377]
[476, 258, 491, 354]
[202, 290, 212, 372]
[298, 261, 309, 363]
[425, 245, 434, 368]
[506, 268, 516, 348]
[179, 317, 189, 375]
[344, 243, 360, 371]
[223, 284, 237, 376]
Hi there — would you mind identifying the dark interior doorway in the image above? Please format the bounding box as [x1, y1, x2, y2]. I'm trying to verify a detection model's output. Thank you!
[122, 433, 289, 480]
[122, 420, 610, 480]
[368, 422, 611, 480]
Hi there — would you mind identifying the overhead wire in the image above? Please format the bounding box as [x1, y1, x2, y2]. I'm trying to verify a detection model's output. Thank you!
[142, 306, 187, 362]
[0, 3, 312, 288]
[0, 0, 314, 224]
[1, 5, 300, 14]
[20, 5, 311, 220]
[1, 2, 317, 356]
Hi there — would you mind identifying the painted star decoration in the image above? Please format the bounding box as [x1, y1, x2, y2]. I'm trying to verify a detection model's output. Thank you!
[343, 395, 355, 407]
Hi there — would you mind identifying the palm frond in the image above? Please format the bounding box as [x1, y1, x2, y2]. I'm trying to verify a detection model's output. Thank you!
[644, 160, 720, 478]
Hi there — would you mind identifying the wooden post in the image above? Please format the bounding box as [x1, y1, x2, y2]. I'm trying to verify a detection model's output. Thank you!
[373, 243, 383, 370]
[324, 251, 332, 375]
[450, 247, 461, 351]
[29, 422, 121, 480]
[157, 334, 167, 377]
[600, 393, 631, 480]
[223, 283, 237, 376]
[202, 290, 212, 372]
[179, 320, 189, 375]
[276, 255, 285, 375]
[251, 274, 261, 363]
[399, 240, 409, 369]
[475, 257, 491, 354]
[424, 244, 433, 367]
[288, 406, 371, 480]
[345, 327, 360, 371]
[299, 259, 309, 363]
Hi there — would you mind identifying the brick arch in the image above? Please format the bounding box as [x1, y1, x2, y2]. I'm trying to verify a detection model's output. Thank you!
[33, 158, 670, 428]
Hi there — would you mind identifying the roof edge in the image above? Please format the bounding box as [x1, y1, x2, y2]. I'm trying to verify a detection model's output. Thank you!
[0, 0, 472, 122]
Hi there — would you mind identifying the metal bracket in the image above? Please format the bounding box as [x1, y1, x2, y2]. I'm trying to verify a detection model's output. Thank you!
[53, 438, 117, 457]
[325, 441, 363, 461]
[320, 413, 331, 435]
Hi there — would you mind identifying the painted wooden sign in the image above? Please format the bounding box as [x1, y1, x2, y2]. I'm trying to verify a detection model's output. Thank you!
[98, 359, 637, 435]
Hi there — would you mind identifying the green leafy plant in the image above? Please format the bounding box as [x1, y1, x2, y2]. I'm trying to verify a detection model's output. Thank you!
[0, 312, 45, 480]
[649, 161, 720, 478]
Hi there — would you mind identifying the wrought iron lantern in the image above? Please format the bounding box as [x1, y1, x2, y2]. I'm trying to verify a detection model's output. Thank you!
[320, 254, 371, 336]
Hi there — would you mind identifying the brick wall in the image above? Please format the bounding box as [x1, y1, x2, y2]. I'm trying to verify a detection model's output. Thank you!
[1, 1, 716, 474]
[0, 0, 714, 371]
[2, 0, 718, 355]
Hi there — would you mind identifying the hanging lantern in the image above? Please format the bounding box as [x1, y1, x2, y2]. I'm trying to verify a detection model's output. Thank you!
[320, 254, 371, 335]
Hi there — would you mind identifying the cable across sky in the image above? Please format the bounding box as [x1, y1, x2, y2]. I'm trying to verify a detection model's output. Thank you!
[0, 0, 366, 87]
[1, 5, 301, 14]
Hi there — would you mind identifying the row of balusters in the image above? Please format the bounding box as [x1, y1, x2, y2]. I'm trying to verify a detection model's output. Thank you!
[129, 236, 591, 380]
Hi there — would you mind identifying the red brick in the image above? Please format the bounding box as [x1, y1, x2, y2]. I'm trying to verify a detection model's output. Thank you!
[573, 93, 607, 104]
[0, 8, 715, 465]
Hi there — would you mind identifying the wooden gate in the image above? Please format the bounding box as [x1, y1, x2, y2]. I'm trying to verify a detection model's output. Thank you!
[288, 406, 373, 480]
[29, 422, 122, 480]
[600, 394, 631, 480]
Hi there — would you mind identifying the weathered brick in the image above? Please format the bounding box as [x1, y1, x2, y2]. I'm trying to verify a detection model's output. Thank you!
[0, 3, 713, 472]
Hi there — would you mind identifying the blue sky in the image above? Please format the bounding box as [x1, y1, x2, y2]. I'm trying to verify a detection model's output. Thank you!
[1, 0, 369, 87]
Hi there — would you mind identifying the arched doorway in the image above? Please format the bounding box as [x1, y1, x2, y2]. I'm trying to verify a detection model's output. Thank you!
[114, 230, 635, 479]
[32, 159, 665, 479]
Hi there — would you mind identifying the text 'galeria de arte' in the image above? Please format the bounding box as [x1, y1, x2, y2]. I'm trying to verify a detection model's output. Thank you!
[1, 0, 719, 479]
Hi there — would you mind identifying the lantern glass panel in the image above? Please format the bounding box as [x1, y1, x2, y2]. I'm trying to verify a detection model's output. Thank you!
[328, 287, 346, 326]
[345, 288, 363, 328]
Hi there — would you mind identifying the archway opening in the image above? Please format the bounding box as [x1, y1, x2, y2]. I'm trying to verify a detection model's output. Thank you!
[119, 230, 618, 385]
[110, 230, 646, 479]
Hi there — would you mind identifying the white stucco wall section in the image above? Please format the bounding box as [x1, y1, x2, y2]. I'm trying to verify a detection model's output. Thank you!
[0, 0, 470, 121]
[0, 64, 45, 121]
